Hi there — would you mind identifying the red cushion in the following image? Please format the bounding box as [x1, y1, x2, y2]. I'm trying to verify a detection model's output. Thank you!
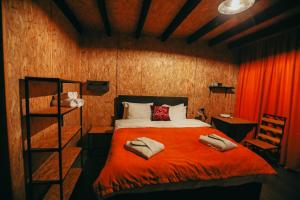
[151, 106, 170, 121]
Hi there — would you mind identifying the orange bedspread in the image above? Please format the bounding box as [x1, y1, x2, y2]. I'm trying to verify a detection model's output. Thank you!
[94, 127, 275, 197]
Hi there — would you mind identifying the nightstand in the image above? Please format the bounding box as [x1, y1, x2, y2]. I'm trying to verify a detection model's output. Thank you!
[211, 116, 257, 142]
[88, 126, 114, 154]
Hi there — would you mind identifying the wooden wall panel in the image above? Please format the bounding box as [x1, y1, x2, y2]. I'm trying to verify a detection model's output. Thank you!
[65, 0, 104, 33]
[81, 35, 239, 125]
[80, 37, 118, 128]
[2, 0, 81, 199]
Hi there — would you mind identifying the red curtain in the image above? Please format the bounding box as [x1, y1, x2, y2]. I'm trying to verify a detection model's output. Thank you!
[235, 29, 300, 171]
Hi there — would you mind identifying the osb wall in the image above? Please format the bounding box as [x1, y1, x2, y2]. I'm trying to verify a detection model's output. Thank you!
[81, 35, 239, 128]
[2, 0, 81, 199]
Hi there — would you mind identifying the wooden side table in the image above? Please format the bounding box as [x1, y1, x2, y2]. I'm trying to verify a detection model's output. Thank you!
[211, 116, 257, 142]
[88, 126, 114, 153]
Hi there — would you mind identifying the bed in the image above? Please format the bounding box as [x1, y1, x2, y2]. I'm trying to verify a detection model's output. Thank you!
[93, 95, 275, 200]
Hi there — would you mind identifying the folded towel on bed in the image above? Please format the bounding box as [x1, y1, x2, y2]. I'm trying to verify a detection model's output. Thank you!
[125, 137, 165, 159]
[53, 92, 78, 101]
[199, 134, 237, 151]
[50, 98, 84, 108]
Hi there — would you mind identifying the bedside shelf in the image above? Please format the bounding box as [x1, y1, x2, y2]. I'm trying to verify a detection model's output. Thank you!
[32, 147, 81, 183]
[28, 125, 81, 151]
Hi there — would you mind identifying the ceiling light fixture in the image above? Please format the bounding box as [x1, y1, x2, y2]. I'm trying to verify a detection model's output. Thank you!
[218, 0, 255, 15]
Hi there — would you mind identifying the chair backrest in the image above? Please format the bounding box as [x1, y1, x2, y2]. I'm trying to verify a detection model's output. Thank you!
[256, 114, 287, 149]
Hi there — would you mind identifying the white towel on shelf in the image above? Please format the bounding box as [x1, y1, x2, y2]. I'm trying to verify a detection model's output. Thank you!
[51, 98, 84, 108]
[125, 137, 165, 159]
[53, 92, 78, 101]
[74, 98, 84, 107]
[199, 134, 237, 151]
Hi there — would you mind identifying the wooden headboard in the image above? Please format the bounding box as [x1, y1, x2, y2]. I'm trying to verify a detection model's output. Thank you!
[114, 95, 188, 120]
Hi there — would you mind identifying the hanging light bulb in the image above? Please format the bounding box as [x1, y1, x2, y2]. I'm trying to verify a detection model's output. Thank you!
[218, 0, 255, 15]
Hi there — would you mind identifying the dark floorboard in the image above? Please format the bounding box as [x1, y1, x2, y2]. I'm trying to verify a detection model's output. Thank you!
[71, 149, 300, 200]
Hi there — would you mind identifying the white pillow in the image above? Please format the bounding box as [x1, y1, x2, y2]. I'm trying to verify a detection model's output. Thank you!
[162, 104, 187, 120]
[122, 102, 153, 119]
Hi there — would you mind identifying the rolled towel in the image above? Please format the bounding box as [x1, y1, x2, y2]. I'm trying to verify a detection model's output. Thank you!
[53, 92, 78, 101]
[199, 134, 237, 151]
[125, 137, 165, 159]
[73, 98, 84, 107]
[50, 98, 84, 108]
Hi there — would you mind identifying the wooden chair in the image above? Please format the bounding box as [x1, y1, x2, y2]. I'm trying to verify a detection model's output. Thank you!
[244, 114, 286, 162]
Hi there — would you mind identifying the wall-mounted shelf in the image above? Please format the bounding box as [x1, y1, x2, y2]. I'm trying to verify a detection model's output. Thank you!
[209, 86, 235, 96]
[86, 80, 109, 94]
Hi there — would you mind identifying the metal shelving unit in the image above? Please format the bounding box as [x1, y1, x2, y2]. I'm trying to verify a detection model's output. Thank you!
[24, 76, 83, 200]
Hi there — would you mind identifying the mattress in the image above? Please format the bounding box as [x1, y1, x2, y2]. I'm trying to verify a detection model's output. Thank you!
[94, 121, 275, 199]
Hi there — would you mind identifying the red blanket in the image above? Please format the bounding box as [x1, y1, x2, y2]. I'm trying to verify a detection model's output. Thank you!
[94, 127, 275, 197]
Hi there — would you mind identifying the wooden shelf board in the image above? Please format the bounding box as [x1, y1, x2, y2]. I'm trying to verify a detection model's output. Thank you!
[31, 125, 81, 150]
[25, 76, 81, 84]
[43, 168, 82, 200]
[32, 147, 81, 182]
[209, 86, 234, 89]
[29, 107, 78, 117]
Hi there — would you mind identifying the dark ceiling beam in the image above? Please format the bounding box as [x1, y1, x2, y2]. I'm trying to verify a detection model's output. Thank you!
[96, 0, 112, 36]
[135, 0, 152, 38]
[186, 15, 231, 43]
[52, 0, 82, 34]
[228, 14, 300, 49]
[209, 0, 300, 46]
[160, 0, 202, 41]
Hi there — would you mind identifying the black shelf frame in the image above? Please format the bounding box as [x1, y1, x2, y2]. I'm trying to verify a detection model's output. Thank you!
[25, 76, 83, 200]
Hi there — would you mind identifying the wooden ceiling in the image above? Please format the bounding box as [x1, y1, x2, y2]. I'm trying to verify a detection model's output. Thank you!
[59, 0, 300, 48]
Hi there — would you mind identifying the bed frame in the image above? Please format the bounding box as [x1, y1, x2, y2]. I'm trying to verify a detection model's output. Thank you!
[106, 182, 262, 200]
[114, 95, 188, 119]
[110, 95, 262, 200]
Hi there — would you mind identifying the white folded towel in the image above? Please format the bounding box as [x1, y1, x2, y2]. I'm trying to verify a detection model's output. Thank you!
[125, 137, 165, 159]
[53, 92, 78, 101]
[50, 98, 84, 108]
[74, 98, 84, 107]
[199, 134, 237, 151]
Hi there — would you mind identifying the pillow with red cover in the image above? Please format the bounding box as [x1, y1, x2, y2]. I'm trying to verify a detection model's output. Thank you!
[151, 105, 170, 121]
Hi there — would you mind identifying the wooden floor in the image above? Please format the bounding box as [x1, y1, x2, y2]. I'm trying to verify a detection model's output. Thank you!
[71, 149, 300, 200]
